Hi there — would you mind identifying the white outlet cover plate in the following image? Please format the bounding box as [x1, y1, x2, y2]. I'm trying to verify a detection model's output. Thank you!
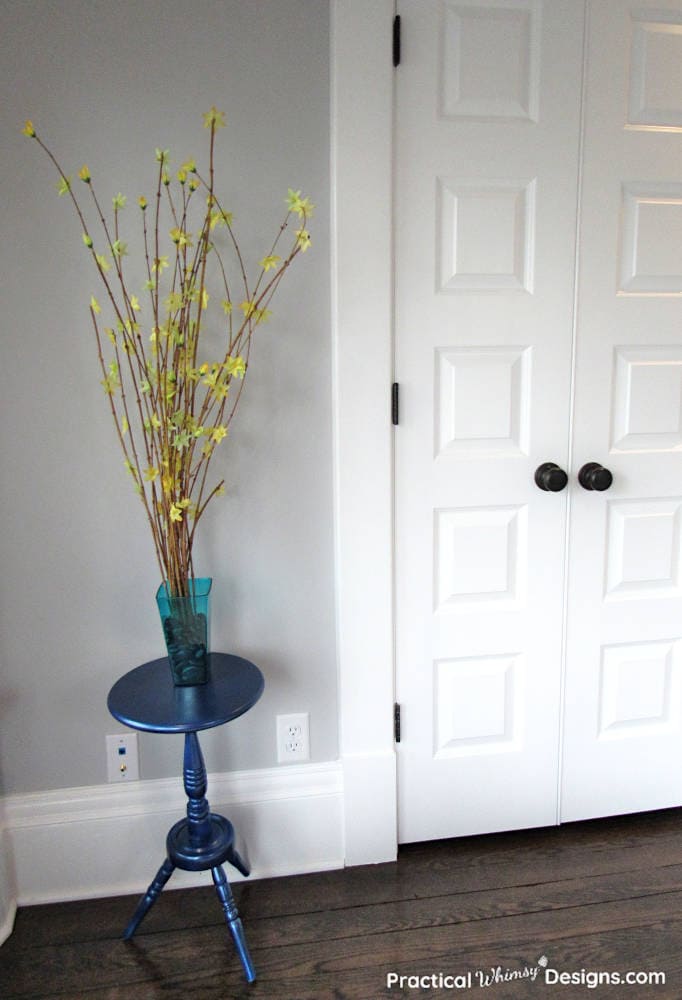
[106, 733, 140, 782]
[276, 712, 310, 763]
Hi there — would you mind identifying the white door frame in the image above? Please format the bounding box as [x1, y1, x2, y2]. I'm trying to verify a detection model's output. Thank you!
[331, 1, 397, 864]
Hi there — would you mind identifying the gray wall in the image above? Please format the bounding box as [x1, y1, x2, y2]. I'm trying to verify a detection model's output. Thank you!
[0, 0, 336, 794]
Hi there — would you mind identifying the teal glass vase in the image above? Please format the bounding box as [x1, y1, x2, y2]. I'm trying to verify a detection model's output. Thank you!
[156, 577, 212, 686]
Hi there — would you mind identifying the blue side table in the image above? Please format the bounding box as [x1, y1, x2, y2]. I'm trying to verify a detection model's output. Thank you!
[107, 652, 264, 983]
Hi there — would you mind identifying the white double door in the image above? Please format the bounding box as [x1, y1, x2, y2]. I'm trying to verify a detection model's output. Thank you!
[395, 0, 682, 843]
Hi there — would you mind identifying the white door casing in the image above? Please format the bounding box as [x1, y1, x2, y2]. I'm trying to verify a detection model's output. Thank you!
[331, 0, 397, 866]
[395, 0, 682, 843]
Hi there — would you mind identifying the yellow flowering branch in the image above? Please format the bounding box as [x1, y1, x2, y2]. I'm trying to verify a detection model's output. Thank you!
[25, 109, 311, 598]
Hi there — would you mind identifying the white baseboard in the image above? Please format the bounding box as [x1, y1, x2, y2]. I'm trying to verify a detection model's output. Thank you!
[0, 823, 17, 945]
[342, 751, 397, 866]
[0, 899, 17, 948]
[4, 760, 343, 906]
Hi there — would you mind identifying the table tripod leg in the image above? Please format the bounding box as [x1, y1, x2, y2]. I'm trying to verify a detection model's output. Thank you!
[212, 864, 256, 983]
[226, 844, 250, 877]
[123, 857, 175, 940]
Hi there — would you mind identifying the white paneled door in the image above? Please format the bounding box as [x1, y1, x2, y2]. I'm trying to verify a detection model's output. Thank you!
[395, 0, 682, 843]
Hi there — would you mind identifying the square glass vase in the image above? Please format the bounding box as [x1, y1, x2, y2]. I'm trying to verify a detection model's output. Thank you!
[156, 577, 212, 686]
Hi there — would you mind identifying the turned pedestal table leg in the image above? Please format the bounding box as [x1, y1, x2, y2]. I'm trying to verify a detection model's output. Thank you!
[212, 864, 256, 983]
[123, 857, 175, 940]
[122, 731, 256, 982]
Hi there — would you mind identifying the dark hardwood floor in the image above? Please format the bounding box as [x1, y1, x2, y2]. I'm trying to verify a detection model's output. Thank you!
[3, 808, 682, 998]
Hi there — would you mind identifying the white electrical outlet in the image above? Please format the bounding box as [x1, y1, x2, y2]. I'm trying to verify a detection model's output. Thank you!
[276, 712, 310, 763]
[106, 733, 140, 782]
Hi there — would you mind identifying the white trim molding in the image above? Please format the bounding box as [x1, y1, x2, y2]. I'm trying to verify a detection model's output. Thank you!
[0, 802, 17, 945]
[331, 1, 397, 864]
[342, 751, 397, 866]
[4, 761, 343, 906]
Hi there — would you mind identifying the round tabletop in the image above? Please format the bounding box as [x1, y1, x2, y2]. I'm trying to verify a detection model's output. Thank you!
[107, 653, 265, 734]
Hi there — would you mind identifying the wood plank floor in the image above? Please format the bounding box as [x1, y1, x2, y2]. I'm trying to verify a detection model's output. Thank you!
[3, 808, 682, 998]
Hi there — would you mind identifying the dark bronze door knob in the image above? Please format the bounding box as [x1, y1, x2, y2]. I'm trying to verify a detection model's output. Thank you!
[534, 462, 568, 492]
[578, 462, 613, 491]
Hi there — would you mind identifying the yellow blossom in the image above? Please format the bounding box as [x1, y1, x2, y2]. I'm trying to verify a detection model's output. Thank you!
[170, 227, 191, 247]
[121, 416, 129, 436]
[260, 254, 281, 272]
[211, 425, 227, 444]
[144, 465, 159, 482]
[173, 429, 192, 451]
[22, 120, 36, 138]
[152, 255, 169, 273]
[296, 228, 312, 252]
[90, 295, 101, 314]
[226, 355, 246, 378]
[287, 189, 303, 212]
[169, 503, 183, 522]
[286, 189, 314, 217]
[203, 106, 226, 129]
[138, 196, 147, 210]
[78, 165, 91, 183]
[210, 209, 233, 230]
[130, 295, 141, 311]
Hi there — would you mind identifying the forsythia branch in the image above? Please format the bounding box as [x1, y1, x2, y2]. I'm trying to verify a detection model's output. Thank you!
[24, 111, 312, 597]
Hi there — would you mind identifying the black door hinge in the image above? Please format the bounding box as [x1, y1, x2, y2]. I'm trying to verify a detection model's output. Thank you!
[393, 15, 401, 67]
[394, 703, 401, 743]
[392, 382, 400, 425]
